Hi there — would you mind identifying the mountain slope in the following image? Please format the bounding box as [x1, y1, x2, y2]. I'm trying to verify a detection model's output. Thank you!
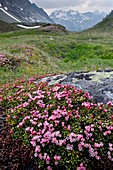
[89, 10, 113, 32]
[0, 20, 22, 33]
[0, 0, 53, 23]
[50, 10, 106, 32]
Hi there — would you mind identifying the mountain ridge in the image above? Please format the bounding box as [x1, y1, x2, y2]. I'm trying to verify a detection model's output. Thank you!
[50, 10, 106, 32]
[0, 0, 53, 23]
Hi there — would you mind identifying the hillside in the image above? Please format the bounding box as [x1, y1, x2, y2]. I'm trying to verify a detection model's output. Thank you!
[88, 10, 113, 32]
[0, 20, 22, 33]
[0, 20, 67, 33]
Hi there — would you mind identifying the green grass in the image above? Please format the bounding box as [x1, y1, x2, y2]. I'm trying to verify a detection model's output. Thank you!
[1, 26, 113, 85]
[0, 20, 22, 33]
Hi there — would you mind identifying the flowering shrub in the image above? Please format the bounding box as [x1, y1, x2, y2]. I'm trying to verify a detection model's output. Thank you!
[0, 78, 113, 170]
[0, 122, 36, 170]
[0, 53, 21, 69]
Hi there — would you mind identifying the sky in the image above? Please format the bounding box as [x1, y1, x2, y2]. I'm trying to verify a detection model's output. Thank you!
[29, 0, 113, 14]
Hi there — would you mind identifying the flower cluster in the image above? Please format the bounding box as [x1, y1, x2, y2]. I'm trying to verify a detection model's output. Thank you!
[0, 53, 21, 68]
[0, 54, 11, 66]
[1, 78, 113, 170]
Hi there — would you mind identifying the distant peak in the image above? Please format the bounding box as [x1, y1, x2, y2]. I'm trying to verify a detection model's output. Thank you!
[50, 9, 106, 32]
[94, 10, 100, 13]
[54, 10, 65, 13]
[68, 10, 79, 14]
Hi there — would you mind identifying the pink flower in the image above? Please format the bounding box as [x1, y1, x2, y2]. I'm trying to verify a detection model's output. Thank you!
[94, 142, 103, 148]
[24, 116, 30, 120]
[34, 153, 38, 157]
[31, 131, 37, 135]
[32, 135, 41, 141]
[107, 101, 113, 106]
[43, 153, 48, 160]
[30, 119, 37, 125]
[27, 93, 33, 100]
[51, 137, 57, 144]
[25, 127, 31, 132]
[62, 122, 65, 127]
[67, 125, 71, 131]
[35, 145, 41, 153]
[78, 143, 83, 151]
[47, 166, 52, 170]
[38, 122, 42, 127]
[22, 102, 29, 108]
[82, 102, 91, 109]
[45, 155, 50, 164]
[54, 155, 61, 161]
[39, 154, 43, 160]
[55, 161, 58, 165]
[96, 156, 101, 160]
[66, 144, 73, 150]
[30, 140, 36, 147]
[77, 134, 83, 141]
[17, 122, 23, 128]
[109, 143, 113, 151]
[77, 163, 86, 170]
[99, 126, 102, 132]
[7, 95, 13, 101]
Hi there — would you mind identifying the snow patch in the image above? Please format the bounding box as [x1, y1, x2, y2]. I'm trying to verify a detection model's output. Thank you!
[0, 3, 2, 7]
[0, 8, 21, 22]
[29, 17, 35, 22]
[20, 8, 23, 11]
[4, 7, 8, 11]
[25, 17, 29, 20]
[69, 10, 78, 15]
[58, 12, 67, 18]
[17, 24, 41, 29]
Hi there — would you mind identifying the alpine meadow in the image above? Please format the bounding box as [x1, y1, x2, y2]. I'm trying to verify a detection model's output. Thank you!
[1, 2, 113, 170]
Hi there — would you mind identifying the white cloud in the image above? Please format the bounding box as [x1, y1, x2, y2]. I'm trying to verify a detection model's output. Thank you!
[30, 0, 85, 8]
[29, 0, 112, 14]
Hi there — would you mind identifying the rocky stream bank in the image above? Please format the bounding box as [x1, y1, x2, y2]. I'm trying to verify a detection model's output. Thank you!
[35, 70, 113, 104]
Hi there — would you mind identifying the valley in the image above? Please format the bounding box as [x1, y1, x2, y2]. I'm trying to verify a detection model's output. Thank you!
[0, 2, 113, 169]
[0, 23, 113, 84]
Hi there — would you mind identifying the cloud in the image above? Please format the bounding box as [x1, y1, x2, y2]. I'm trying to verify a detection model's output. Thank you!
[29, 0, 112, 14]
[30, 0, 85, 9]
[88, 0, 113, 7]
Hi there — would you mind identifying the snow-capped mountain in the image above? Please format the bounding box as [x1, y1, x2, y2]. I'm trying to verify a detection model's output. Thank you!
[105, 10, 113, 19]
[0, 0, 53, 23]
[50, 10, 106, 31]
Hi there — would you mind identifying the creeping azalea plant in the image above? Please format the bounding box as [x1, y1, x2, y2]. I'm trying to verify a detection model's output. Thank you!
[0, 76, 113, 170]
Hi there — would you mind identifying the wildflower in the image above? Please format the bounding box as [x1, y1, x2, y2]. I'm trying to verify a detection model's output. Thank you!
[77, 163, 86, 170]
[39, 154, 43, 160]
[47, 166, 52, 170]
[17, 122, 23, 128]
[25, 127, 31, 132]
[67, 125, 71, 131]
[54, 155, 61, 161]
[66, 144, 73, 150]
[22, 102, 29, 108]
[35, 145, 41, 153]
[30, 140, 36, 147]
[107, 101, 113, 106]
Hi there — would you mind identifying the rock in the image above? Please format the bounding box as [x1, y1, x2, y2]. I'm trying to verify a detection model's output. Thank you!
[36, 70, 113, 104]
